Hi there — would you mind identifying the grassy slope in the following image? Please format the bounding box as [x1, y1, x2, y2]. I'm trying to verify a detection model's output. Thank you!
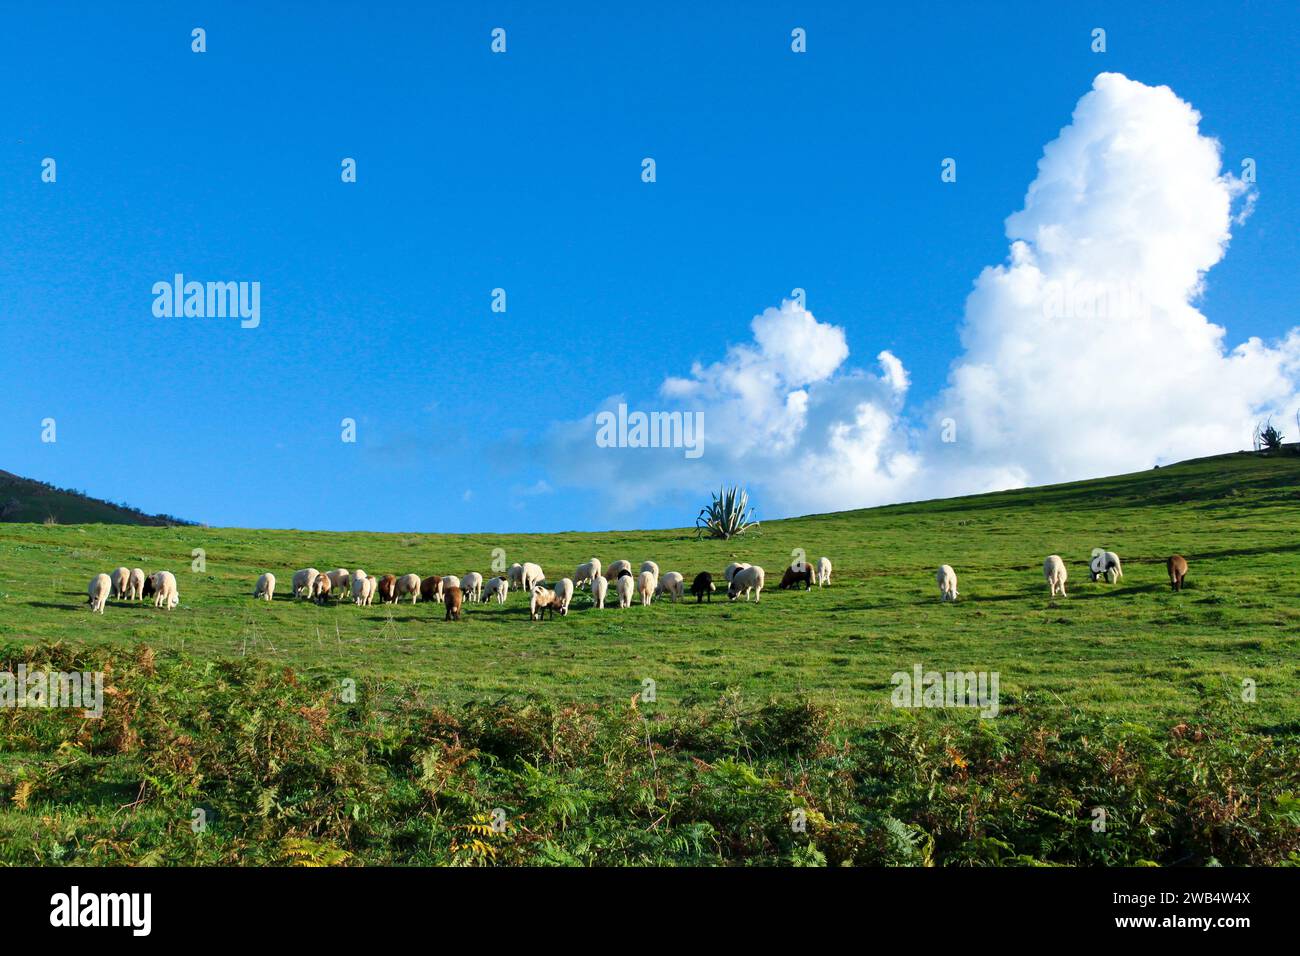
[0, 470, 179, 526]
[1, 451, 1297, 731]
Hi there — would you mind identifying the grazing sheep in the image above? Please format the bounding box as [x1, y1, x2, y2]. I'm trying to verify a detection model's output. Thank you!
[723, 562, 751, 583]
[128, 567, 146, 601]
[605, 560, 632, 581]
[292, 568, 320, 599]
[326, 569, 351, 597]
[554, 577, 575, 615]
[310, 571, 332, 604]
[254, 572, 276, 601]
[691, 571, 716, 603]
[817, 556, 832, 587]
[1090, 550, 1123, 585]
[616, 573, 635, 608]
[440, 574, 461, 593]
[351, 571, 370, 605]
[520, 563, 545, 592]
[151, 571, 180, 610]
[507, 563, 525, 591]
[484, 576, 509, 604]
[1044, 555, 1068, 597]
[574, 558, 602, 590]
[420, 575, 443, 603]
[640, 560, 660, 579]
[110, 567, 131, 600]
[462, 572, 484, 603]
[377, 574, 398, 604]
[657, 571, 685, 603]
[936, 564, 958, 602]
[727, 565, 765, 603]
[88, 573, 111, 614]
[1167, 554, 1189, 592]
[396, 573, 422, 603]
[592, 574, 608, 609]
[363, 575, 377, 605]
[141, 572, 156, 600]
[637, 570, 656, 606]
[778, 565, 813, 590]
[444, 586, 463, 621]
[530, 586, 560, 621]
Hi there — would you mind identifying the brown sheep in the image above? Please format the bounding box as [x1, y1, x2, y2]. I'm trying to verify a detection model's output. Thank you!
[530, 586, 560, 621]
[1167, 555, 1188, 591]
[444, 585, 463, 621]
[420, 575, 442, 602]
[376, 574, 398, 604]
[778, 565, 813, 590]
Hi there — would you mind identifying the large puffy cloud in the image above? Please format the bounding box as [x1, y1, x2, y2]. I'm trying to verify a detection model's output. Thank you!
[538, 73, 1300, 518]
[932, 72, 1299, 488]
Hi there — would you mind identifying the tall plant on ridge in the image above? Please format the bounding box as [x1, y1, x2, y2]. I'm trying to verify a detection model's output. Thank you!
[695, 484, 759, 540]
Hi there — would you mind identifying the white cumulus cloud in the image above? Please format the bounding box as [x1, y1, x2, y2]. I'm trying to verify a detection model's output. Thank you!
[536, 73, 1300, 518]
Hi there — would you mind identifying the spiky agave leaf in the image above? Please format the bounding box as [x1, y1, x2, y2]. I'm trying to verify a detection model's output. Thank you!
[695, 484, 759, 539]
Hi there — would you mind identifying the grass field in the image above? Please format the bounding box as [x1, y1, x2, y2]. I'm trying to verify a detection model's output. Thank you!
[2, 450, 1298, 729]
[2, 451, 1298, 866]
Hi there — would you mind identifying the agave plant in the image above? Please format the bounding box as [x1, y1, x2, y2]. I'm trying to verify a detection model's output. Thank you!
[695, 484, 759, 540]
[1253, 418, 1284, 452]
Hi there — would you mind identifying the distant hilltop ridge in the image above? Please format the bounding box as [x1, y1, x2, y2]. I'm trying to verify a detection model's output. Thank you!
[0, 469, 194, 526]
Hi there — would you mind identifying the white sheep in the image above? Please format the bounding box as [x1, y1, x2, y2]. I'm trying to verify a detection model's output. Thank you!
[254, 572, 276, 601]
[88, 573, 111, 614]
[397, 573, 422, 603]
[462, 571, 484, 603]
[351, 571, 370, 605]
[637, 570, 656, 606]
[1090, 550, 1123, 585]
[554, 577, 575, 615]
[293, 568, 320, 599]
[640, 560, 660, 578]
[484, 576, 509, 604]
[617, 573, 635, 608]
[724, 562, 751, 583]
[817, 557, 832, 587]
[362, 575, 377, 605]
[1044, 555, 1068, 597]
[326, 569, 351, 595]
[574, 558, 602, 589]
[592, 574, 608, 609]
[507, 563, 525, 591]
[151, 571, 179, 610]
[109, 566, 131, 600]
[936, 565, 958, 602]
[727, 565, 765, 602]
[520, 563, 544, 592]
[128, 568, 146, 601]
[657, 571, 685, 603]
[605, 559, 632, 581]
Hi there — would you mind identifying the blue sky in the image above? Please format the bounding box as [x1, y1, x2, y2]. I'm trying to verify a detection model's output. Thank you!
[3, 1, 1298, 532]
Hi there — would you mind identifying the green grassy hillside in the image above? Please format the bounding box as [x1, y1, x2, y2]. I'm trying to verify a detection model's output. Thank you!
[2, 450, 1297, 729]
[3, 450, 1298, 867]
[0, 469, 190, 526]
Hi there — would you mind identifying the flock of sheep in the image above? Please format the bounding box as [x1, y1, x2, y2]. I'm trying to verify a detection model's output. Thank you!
[80, 556, 835, 619]
[254, 557, 833, 621]
[84, 549, 1191, 618]
[86, 567, 177, 613]
[936, 550, 1191, 602]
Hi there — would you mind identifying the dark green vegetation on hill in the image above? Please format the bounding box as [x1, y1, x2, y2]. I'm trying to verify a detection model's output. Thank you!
[0, 469, 192, 526]
[0, 450, 1297, 865]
